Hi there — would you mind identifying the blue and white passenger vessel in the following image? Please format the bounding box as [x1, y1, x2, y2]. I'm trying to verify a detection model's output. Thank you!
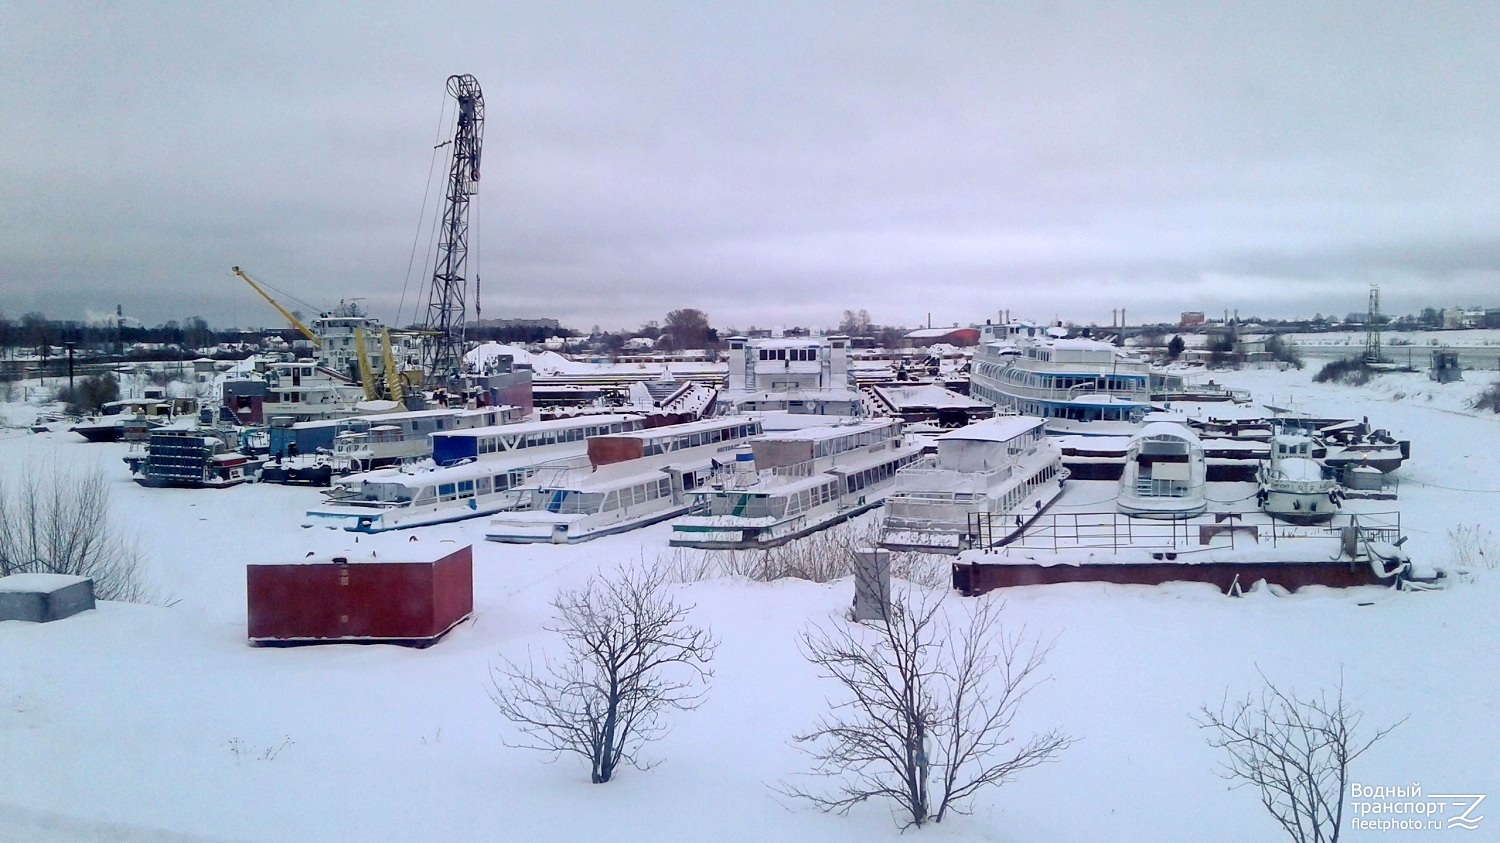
[302, 414, 647, 532]
[968, 321, 1152, 432]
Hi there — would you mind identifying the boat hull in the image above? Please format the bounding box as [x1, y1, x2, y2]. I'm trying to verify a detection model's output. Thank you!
[486, 506, 684, 545]
[880, 477, 1066, 554]
[670, 498, 884, 550]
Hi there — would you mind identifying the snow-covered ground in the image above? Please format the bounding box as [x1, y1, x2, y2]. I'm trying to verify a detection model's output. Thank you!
[2, 366, 1499, 841]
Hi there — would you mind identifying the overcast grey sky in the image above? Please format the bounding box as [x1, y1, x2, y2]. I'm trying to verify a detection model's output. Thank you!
[3, 1, 1498, 332]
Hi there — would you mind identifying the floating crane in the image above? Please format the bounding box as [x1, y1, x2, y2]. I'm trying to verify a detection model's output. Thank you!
[421, 74, 485, 386]
[231, 266, 321, 347]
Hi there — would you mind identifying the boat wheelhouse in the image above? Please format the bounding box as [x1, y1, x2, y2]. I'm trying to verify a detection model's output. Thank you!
[879, 416, 1068, 553]
[486, 417, 765, 544]
[717, 335, 862, 415]
[303, 414, 649, 533]
[258, 361, 378, 423]
[670, 417, 923, 549]
[1115, 421, 1207, 519]
[1258, 430, 1341, 524]
[969, 322, 1152, 430]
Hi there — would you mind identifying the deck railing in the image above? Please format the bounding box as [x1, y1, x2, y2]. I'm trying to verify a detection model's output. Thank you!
[964, 510, 1403, 555]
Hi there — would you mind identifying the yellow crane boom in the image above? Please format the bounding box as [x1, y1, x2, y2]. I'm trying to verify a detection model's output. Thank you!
[231, 266, 321, 347]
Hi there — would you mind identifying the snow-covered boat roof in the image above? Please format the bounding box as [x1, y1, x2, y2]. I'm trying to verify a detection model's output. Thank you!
[869, 384, 989, 409]
[936, 416, 1045, 443]
[1134, 421, 1203, 444]
[438, 413, 646, 439]
[753, 417, 899, 442]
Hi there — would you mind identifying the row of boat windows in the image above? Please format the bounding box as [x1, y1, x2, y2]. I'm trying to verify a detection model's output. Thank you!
[845, 452, 922, 495]
[359, 469, 532, 505]
[995, 463, 1060, 513]
[706, 451, 921, 520]
[758, 348, 821, 361]
[969, 381, 1142, 422]
[640, 422, 762, 456]
[535, 477, 676, 515]
[472, 421, 640, 454]
[810, 424, 901, 458]
[972, 363, 1146, 394]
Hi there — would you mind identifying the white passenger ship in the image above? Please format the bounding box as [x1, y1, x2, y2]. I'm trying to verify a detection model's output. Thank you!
[486, 417, 765, 544]
[303, 414, 647, 532]
[969, 321, 1152, 431]
[670, 417, 923, 549]
[879, 416, 1068, 553]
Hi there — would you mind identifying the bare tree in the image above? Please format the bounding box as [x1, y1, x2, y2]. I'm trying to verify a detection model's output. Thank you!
[0, 459, 153, 602]
[1194, 670, 1405, 843]
[662, 308, 712, 351]
[839, 309, 873, 337]
[489, 566, 717, 783]
[784, 593, 1071, 829]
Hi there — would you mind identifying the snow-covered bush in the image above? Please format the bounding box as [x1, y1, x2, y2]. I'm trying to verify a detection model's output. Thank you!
[1469, 380, 1500, 414]
[1313, 357, 1376, 386]
[659, 520, 949, 588]
[1446, 523, 1496, 570]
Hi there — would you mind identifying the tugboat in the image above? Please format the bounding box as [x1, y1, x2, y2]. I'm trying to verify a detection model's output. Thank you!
[1257, 428, 1341, 524]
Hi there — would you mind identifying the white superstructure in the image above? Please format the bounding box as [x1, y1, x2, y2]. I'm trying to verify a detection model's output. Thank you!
[880, 416, 1068, 552]
[671, 417, 922, 549]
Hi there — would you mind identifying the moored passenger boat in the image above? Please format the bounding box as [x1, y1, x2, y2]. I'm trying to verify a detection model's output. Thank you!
[1115, 421, 1207, 519]
[968, 321, 1152, 432]
[486, 417, 765, 544]
[879, 416, 1068, 553]
[670, 417, 923, 549]
[302, 413, 649, 532]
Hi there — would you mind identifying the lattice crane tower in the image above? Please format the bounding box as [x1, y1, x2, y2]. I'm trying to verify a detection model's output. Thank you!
[422, 74, 485, 385]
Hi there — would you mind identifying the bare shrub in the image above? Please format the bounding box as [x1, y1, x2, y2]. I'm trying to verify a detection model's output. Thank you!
[1313, 358, 1375, 386]
[660, 519, 949, 588]
[489, 566, 717, 783]
[1469, 381, 1500, 414]
[0, 459, 153, 602]
[783, 593, 1072, 829]
[57, 374, 120, 415]
[1195, 671, 1404, 843]
[1445, 523, 1496, 570]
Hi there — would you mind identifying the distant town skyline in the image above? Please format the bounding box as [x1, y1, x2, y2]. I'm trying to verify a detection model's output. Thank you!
[4, 3, 1498, 331]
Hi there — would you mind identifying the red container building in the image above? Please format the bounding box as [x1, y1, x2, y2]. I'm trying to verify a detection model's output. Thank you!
[247, 545, 473, 647]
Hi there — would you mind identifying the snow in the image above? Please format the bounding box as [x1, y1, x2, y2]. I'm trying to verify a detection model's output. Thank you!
[0, 573, 90, 593]
[871, 383, 987, 410]
[3, 364, 1500, 841]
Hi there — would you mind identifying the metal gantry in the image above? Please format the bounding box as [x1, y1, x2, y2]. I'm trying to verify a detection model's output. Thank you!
[422, 74, 485, 387]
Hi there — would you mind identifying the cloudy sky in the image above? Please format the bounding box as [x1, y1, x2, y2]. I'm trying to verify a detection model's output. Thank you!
[3, 1, 1498, 332]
